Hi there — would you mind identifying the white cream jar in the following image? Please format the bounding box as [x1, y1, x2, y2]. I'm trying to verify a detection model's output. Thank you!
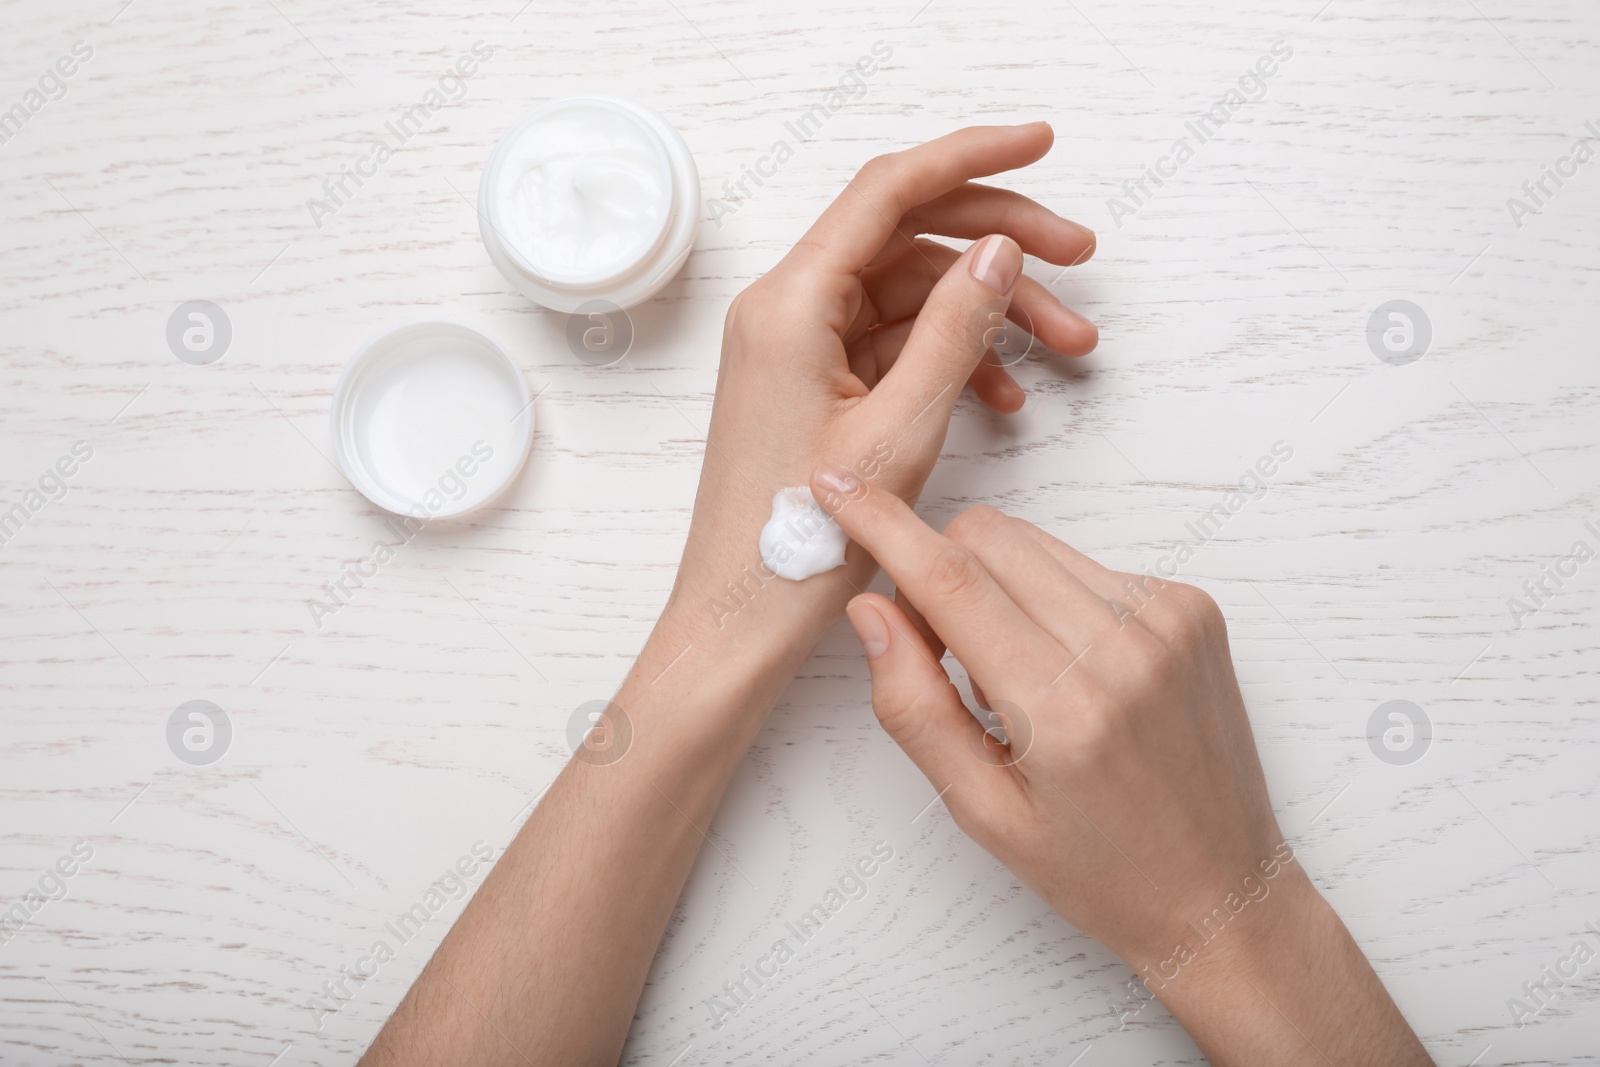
[479, 96, 699, 313]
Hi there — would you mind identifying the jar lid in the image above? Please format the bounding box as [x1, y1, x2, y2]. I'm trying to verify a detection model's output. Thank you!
[329, 321, 534, 518]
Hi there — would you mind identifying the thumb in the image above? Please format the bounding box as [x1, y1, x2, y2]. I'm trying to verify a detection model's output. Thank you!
[872, 233, 1023, 426]
[845, 592, 993, 805]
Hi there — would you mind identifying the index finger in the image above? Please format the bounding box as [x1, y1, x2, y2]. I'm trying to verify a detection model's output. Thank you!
[809, 464, 1059, 685]
[795, 123, 1055, 275]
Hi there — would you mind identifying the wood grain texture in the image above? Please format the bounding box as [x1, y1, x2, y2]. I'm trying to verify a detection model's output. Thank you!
[2, 0, 1598, 1063]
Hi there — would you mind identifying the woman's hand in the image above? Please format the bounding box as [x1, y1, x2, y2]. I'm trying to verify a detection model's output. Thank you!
[808, 469, 1434, 1066]
[667, 123, 1097, 649]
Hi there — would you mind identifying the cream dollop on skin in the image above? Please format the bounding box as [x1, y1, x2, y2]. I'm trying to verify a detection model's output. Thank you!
[495, 103, 672, 283]
[759, 487, 848, 581]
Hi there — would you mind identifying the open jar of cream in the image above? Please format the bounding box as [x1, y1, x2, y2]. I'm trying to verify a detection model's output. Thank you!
[478, 96, 700, 313]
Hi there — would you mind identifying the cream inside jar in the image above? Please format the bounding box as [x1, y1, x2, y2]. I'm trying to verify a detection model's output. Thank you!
[480, 97, 699, 313]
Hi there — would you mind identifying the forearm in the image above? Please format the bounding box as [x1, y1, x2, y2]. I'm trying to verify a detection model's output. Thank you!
[360, 561, 858, 1067]
[1141, 873, 1433, 1066]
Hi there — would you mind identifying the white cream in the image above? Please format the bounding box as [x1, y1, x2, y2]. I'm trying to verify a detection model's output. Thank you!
[759, 487, 849, 581]
[479, 97, 700, 313]
[495, 104, 671, 283]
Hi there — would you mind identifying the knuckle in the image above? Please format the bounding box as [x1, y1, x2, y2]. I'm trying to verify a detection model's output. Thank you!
[1072, 686, 1129, 758]
[1161, 579, 1201, 608]
[1102, 574, 1148, 619]
[1164, 582, 1226, 644]
[1134, 631, 1179, 678]
[729, 270, 829, 338]
[850, 154, 907, 216]
[1162, 579, 1204, 610]
[1190, 584, 1223, 618]
[726, 275, 776, 328]
[1194, 591, 1227, 636]
[925, 542, 988, 603]
[1163, 618, 1209, 659]
[944, 505, 1007, 547]
[873, 678, 954, 748]
[897, 207, 928, 240]
[777, 261, 848, 312]
[870, 687, 918, 740]
[1100, 628, 1179, 696]
[723, 289, 752, 333]
[855, 152, 901, 186]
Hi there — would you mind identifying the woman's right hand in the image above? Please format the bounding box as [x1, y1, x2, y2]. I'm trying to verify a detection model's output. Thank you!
[808, 467, 1433, 1066]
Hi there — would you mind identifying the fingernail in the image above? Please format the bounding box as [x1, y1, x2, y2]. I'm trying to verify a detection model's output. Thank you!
[846, 600, 890, 660]
[815, 464, 861, 496]
[970, 234, 1022, 295]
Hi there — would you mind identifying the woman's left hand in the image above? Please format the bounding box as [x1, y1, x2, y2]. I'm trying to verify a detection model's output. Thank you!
[669, 122, 1099, 645]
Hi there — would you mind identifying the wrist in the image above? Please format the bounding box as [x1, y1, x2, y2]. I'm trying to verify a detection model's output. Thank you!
[1130, 870, 1331, 1056]
[1130, 868, 1430, 1065]
[1133, 867, 1327, 998]
[1098, 839, 1314, 987]
[607, 549, 868, 740]
[666, 533, 878, 662]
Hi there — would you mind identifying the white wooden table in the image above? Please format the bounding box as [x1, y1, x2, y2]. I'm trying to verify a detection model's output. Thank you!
[3, 0, 1598, 1063]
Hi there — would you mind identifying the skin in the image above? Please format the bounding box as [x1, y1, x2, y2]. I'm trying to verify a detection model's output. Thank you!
[359, 123, 1432, 1067]
[811, 469, 1433, 1066]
